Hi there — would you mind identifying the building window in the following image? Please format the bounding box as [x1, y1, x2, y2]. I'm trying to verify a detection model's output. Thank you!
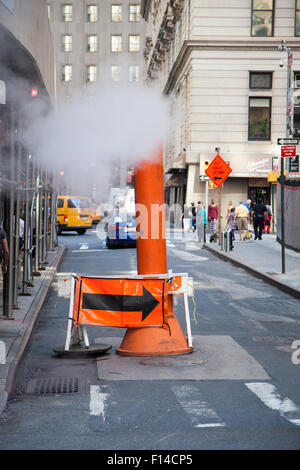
[296, 0, 300, 36]
[62, 35, 72, 52]
[87, 35, 98, 52]
[111, 35, 122, 52]
[251, 0, 274, 37]
[129, 4, 141, 22]
[62, 65, 72, 82]
[248, 97, 271, 140]
[112, 5, 122, 22]
[62, 4, 72, 22]
[129, 35, 140, 52]
[293, 72, 300, 136]
[87, 5, 98, 22]
[87, 65, 97, 82]
[249, 72, 272, 89]
[129, 65, 139, 82]
[111, 66, 121, 82]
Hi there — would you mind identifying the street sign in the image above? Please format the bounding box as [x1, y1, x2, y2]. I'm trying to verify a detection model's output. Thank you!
[277, 137, 299, 145]
[73, 276, 167, 328]
[281, 145, 296, 158]
[289, 155, 299, 173]
[205, 154, 232, 188]
[198, 175, 210, 182]
[267, 171, 279, 183]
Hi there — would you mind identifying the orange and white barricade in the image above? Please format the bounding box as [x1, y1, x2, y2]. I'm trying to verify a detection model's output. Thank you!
[55, 272, 194, 353]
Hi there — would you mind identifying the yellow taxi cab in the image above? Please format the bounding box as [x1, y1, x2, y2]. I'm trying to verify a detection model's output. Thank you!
[90, 204, 102, 224]
[56, 195, 93, 235]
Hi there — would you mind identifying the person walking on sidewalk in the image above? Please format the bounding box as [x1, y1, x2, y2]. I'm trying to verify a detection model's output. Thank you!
[251, 198, 268, 240]
[181, 204, 192, 234]
[0, 222, 9, 275]
[263, 204, 272, 234]
[227, 206, 237, 241]
[225, 201, 233, 223]
[208, 199, 218, 233]
[191, 202, 196, 232]
[235, 201, 249, 241]
[196, 202, 207, 244]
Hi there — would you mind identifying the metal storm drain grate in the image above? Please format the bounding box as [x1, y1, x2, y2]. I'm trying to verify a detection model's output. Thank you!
[26, 377, 81, 395]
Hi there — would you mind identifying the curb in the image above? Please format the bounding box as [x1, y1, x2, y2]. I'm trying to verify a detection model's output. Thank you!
[0, 245, 66, 415]
[203, 244, 300, 300]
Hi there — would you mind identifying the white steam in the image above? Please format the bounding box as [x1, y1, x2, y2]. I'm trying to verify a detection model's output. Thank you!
[25, 83, 171, 199]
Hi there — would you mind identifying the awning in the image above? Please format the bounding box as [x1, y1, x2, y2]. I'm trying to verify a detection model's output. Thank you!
[164, 174, 183, 187]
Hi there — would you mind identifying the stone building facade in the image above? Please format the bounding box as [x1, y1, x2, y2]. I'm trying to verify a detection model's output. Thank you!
[141, 0, 300, 228]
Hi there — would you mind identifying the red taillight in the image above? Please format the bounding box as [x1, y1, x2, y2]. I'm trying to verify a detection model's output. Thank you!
[64, 215, 68, 222]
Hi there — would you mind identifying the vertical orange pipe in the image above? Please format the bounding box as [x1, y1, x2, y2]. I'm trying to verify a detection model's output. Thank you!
[135, 147, 167, 275]
[116, 146, 193, 356]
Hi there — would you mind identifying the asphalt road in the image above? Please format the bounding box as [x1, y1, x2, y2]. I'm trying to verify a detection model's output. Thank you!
[0, 226, 300, 452]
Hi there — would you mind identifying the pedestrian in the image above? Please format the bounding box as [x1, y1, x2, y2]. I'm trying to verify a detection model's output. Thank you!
[227, 206, 237, 241]
[251, 198, 268, 240]
[0, 221, 9, 275]
[208, 199, 218, 233]
[225, 201, 233, 222]
[196, 202, 207, 244]
[263, 204, 272, 234]
[181, 203, 192, 234]
[18, 217, 25, 289]
[235, 201, 249, 241]
[191, 202, 196, 232]
[244, 199, 252, 223]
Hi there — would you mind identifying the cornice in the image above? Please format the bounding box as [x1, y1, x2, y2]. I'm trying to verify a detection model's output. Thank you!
[162, 39, 300, 95]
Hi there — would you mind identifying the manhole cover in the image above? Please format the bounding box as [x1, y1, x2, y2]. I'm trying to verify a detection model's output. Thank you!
[26, 377, 84, 395]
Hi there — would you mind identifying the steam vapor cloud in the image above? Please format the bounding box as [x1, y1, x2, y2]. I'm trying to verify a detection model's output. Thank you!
[24, 83, 171, 199]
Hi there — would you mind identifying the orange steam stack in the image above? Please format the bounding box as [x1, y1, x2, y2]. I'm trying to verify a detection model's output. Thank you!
[116, 147, 193, 356]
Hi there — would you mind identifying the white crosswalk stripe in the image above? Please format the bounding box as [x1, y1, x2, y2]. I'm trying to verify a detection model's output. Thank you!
[171, 384, 226, 428]
[245, 382, 300, 426]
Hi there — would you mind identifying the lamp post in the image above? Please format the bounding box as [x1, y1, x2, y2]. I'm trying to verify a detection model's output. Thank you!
[277, 40, 293, 274]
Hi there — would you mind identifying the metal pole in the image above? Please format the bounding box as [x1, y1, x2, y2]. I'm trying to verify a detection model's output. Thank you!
[280, 45, 292, 274]
[38, 169, 45, 270]
[42, 171, 48, 264]
[217, 186, 221, 244]
[271, 182, 275, 233]
[280, 156, 285, 274]
[6, 111, 16, 318]
[12, 138, 21, 309]
[33, 163, 41, 276]
[21, 154, 31, 296]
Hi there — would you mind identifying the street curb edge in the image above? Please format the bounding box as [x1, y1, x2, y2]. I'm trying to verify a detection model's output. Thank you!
[203, 244, 300, 300]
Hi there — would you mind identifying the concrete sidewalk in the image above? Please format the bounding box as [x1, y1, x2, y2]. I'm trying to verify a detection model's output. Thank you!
[0, 245, 65, 415]
[203, 233, 300, 299]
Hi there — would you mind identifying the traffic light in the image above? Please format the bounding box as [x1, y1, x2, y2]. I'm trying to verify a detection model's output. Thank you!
[205, 160, 210, 171]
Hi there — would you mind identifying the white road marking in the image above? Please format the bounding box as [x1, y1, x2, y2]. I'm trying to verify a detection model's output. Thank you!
[195, 423, 225, 428]
[172, 384, 225, 428]
[246, 382, 300, 426]
[169, 248, 209, 262]
[72, 249, 108, 253]
[80, 243, 89, 250]
[89, 385, 108, 419]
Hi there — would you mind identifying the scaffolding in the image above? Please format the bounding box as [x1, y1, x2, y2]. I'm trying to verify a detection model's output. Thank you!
[0, 107, 58, 318]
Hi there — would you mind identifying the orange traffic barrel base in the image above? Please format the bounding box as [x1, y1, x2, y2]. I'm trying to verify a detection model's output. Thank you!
[116, 309, 193, 357]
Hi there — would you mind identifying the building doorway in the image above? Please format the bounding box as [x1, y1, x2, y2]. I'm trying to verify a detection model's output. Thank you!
[248, 186, 270, 205]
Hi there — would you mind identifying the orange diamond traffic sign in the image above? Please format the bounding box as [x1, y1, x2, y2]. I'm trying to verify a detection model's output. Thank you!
[205, 154, 232, 188]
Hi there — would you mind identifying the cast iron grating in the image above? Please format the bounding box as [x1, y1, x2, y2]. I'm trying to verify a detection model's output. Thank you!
[26, 377, 80, 395]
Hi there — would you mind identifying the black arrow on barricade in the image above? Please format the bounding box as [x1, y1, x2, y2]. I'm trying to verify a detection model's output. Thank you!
[81, 286, 160, 321]
[214, 176, 222, 180]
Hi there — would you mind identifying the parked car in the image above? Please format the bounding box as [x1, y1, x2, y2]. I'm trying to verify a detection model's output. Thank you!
[105, 212, 136, 248]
